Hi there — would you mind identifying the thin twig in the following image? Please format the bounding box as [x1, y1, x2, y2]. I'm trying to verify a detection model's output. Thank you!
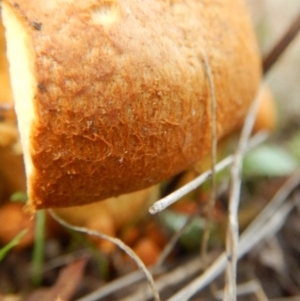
[167, 202, 294, 301]
[76, 268, 163, 301]
[149, 131, 269, 215]
[200, 48, 218, 265]
[240, 167, 300, 243]
[215, 279, 269, 301]
[48, 210, 161, 301]
[255, 281, 270, 301]
[263, 9, 300, 74]
[119, 253, 218, 301]
[166, 168, 300, 301]
[224, 86, 264, 301]
[73, 165, 300, 301]
[152, 133, 267, 269]
[73, 152, 300, 301]
[43, 249, 91, 273]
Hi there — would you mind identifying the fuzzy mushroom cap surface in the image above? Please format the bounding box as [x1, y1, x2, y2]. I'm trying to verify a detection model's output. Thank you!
[2, 0, 261, 209]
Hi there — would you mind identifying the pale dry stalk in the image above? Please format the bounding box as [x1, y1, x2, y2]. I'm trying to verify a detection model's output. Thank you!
[167, 191, 296, 301]
[48, 210, 161, 301]
[200, 48, 218, 265]
[149, 131, 268, 215]
[224, 86, 264, 301]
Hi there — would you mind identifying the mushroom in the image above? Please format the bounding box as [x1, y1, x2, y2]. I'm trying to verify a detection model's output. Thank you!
[1, 0, 275, 210]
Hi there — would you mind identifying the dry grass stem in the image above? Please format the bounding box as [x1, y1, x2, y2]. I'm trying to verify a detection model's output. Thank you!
[241, 167, 300, 243]
[119, 255, 216, 301]
[149, 131, 269, 215]
[43, 249, 91, 273]
[166, 167, 298, 301]
[215, 279, 269, 301]
[200, 48, 218, 265]
[48, 210, 161, 301]
[167, 203, 294, 301]
[263, 9, 300, 73]
[152, 132, 267, 270]
[255, 283, 270, 301]
[76, 269, 157, 301]
[224, 86, 264, 301]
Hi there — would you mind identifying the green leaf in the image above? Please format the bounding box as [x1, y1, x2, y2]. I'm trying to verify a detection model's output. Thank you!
[0, 229, 28, 261]
[10, 192, 28, 202]
[160, 210, 191, 232]
[160, 210, 206, 251]
[288, 129, 300, 162]
[243, 145, 299, 177]
[32, 210, 46, 286]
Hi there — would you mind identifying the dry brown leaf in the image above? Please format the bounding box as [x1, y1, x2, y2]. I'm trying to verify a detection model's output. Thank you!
[24, 258, 87, 301]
